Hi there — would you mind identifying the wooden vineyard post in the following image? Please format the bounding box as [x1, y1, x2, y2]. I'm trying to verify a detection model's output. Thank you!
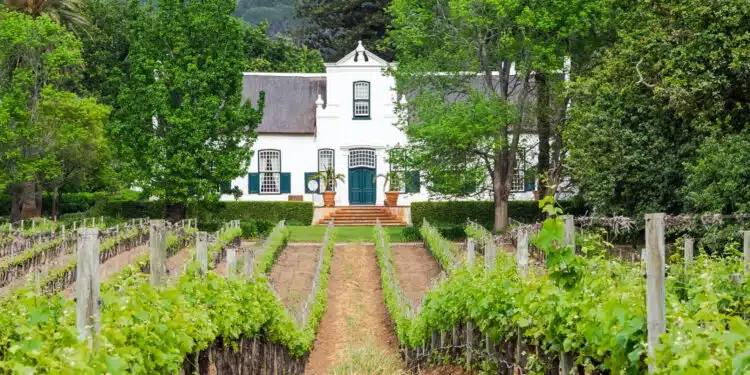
[483, 234, 496, 358]
[197, 232, 208, 275]
[562, 215, 575, 251]
[645, 213, 666, 373]
[244, 248, 255, 277]
[75, 228, 101, 344]
[559, 216, 576, 374]
[744, 231, 750, 275]
[465, 240, 475, 370]
[684, 237, 694, 269]
[226, 248, 237, 276]
[466, 237, 475, 267]
[515, 229, 530, 372]
[149, 220, 167, 287]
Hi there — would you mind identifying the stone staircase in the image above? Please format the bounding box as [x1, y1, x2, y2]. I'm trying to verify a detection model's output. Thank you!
[318, 206, 406, 226]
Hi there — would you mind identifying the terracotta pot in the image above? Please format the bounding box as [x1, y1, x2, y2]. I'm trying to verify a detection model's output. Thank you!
[322, 191, 336, 207]
[385, 191, 400, 207]
[532, 190, 540, 200]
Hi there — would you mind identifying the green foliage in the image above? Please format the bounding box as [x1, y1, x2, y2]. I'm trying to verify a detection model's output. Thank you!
[254, 221, 290, 275]
[566, 0, 750, 217]
[301, 224, 335, 343]
[684, 130, 750, 213]
[87, 200, 314, 225]
[419, 220, 459, 270]
[295, 0, 394, 61]
[373, 225, 412, 342]
[0, 270, 312, 372]
[243, 22, 324, 73]
[240, 219, 274, 238]
[111, 0, 263, 206]
[396, 215, 750, 373]
[0, 9, 109, 195]
[411, 200, 587, 229]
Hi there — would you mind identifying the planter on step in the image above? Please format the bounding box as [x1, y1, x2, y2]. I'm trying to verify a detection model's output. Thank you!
[323, 191, 336, 207]
[385, 191, 400, 207]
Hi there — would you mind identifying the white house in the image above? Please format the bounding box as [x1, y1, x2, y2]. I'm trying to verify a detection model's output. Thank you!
[223, 42, 538, 209]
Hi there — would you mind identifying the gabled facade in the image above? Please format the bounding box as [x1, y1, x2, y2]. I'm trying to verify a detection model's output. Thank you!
[224, 42, 538, 206]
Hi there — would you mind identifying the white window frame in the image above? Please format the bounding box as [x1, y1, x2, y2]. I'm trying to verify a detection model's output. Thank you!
[349, 149, 376, 169]
[318, 149, 335, 191]
[259, 149, 281, 194]
[353, 81, 370, 118]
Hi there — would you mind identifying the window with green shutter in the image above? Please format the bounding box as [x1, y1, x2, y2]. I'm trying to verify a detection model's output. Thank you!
[405, 171, 420, 193]
[248, 173, 260, 194]
[280, 173, 291, 194]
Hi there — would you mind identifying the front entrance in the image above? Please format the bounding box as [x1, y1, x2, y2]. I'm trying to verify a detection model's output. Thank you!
[348, 167, 376, 205]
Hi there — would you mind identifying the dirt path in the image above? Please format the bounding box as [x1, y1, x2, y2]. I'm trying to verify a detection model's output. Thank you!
[391, 244, 442, 306]
[304, 244, 402, 375]
[268, 244, 320, 317]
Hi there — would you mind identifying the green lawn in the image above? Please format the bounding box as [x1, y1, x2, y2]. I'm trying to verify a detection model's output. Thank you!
[288, 225, 415, 243]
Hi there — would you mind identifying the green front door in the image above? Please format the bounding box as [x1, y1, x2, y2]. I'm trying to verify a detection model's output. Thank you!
[349, 167, 376, 205]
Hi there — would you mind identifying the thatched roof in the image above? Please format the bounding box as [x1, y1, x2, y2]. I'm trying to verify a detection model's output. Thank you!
[243, 73, 327, 134]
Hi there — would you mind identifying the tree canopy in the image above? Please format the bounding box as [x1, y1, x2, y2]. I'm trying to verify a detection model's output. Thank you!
[110, 0, 263, 221]
[566, 0, 750, 216]
[296, 0, 393, 61]
[0, 9, 110, 220]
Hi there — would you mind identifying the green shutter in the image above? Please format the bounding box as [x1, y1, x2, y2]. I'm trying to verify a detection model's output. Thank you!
[304, 172, 319, 193]
[405, 171, 420, 193]
[248, 173, 260, 194]
[280, 173, 291, 194]
[219, 181, 231, 194]
[524, 168, 536, 192]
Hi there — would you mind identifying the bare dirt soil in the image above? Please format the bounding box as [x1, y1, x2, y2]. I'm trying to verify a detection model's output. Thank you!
[268, 244, 321, 317]
[391, 244, 442, 306]
[304, 244, 402, 375]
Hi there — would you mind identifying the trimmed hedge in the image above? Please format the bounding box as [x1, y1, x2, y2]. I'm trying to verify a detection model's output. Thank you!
[411, 199, 588, 229]
[88, 200, 314, 227]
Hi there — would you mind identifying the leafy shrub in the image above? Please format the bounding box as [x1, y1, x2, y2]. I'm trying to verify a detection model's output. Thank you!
[400, 226, 421, 242]
[255, 221, 290, 274]
[240, 219, 275, 238]
[411, 199, 588, 229]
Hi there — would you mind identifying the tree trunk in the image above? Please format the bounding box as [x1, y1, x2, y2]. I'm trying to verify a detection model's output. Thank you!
[52, 187, 59, 221]
[20, 181, 40, 219]
[164, 201, 186, 223]
[536, 72, 551, 200]
[10, 185, 22, 223]
[493, 150, 512, 232]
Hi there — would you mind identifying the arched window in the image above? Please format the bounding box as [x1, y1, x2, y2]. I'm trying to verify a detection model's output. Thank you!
[353, 81, 370, 118]
[349, 149, 376, 168]
[318, 149, 335, 191]
[258, 149, 281, 194]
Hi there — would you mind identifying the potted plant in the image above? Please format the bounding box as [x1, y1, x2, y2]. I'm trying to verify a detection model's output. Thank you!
[378, 171, 404, 207]
[313, 167, 345, 207]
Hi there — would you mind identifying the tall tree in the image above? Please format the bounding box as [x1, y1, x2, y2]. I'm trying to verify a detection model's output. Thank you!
[0, 9, 108, 221]
[566, 0, 750, 216]
[295, 0, 393, 61]
[389, 0, 613, 231]
[389, 0, 534, 232]
[111, 0, 263, 222]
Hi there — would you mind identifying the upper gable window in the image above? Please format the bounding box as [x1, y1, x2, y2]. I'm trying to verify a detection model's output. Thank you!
[353, 81, 370, 118]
